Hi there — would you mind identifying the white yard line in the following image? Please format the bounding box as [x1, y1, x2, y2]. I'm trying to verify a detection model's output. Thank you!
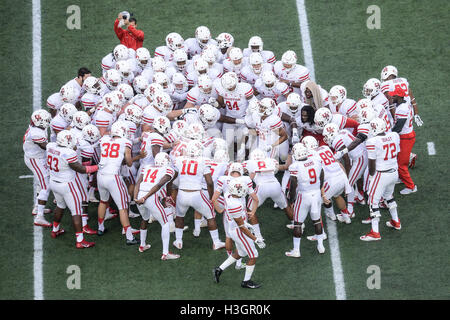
[427, 142, 436, 155]
[295, 0, 347, 300]
[32, 0, 44, 301]
[19, 175, 35, 179]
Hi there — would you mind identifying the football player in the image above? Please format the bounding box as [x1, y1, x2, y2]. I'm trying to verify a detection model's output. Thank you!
[328, 85, 358, 119]
[242, 36, 276, 64]
[184, 26, 217, 58]
[154, 32, 185, 62]
[274, 50, 310, 97]
[254, 71, 290, 104]
[240, 52, 273, 85]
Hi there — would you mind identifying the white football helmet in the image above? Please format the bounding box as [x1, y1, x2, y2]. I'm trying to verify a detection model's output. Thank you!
[249, 148, 266, 161]
[153, 91, 173, 114]
[102, 92, 122, 113]
[323, 123, 339, 146]
[301, 135, 318, 150]
[115, 60, 132, 79]
[247, 98, 260, 114]
[228, 178, 248, 198]
[136, 47, 151, 69]
[229, 47, 243, 67]
[329, 85, 347, 106]
[173, 49, 188, 72]
[216, 32, 234, 49]
[201, 48, 217, 64]
[56, 130, 76, 149]
[292, 143, 309, 161]
[314, 107, 332, 128]
[133, 75, 149, 94]
[197, 74, 213, 94]
[110, 121, 126, 138]
[199, 104, 217, 125]
[213, 149, 229, 163]
[258, 98, 276, 117]
[249, 52, 264, 74]
[165, 32, 184, 51]
[380, 65, 398, 82]
[105, 69, 122, 91]
[113, 44, 129, 61]
[154, 152, 170, 167]
[117, 83, 134, 100]
[195, 26, 211, 48]
[186, 140, 203, 158]
[286, 92, 302, 116]
[82, 124, 101, 143]
[72, 111, 91, 130]
[369, 117, 386, 136]
[172, 73, 188, 93]
[152, 56, 166, 73]
[212, 138, 228, 151]
[248, 36, 263, 52]
[359, 106, 376, 124]
[83, 76, 101, 95]
[60, 84, 78, 104]
[356, 98, 374, 110]
[59, 103, 77, 123]
[171, 120, 187, 137]
[144, 82, 163, 100]
[261, 70, 277, 88]
[153, 116, 171, 135]
[221, 72, 238, 91]
[228, 162, 244, 176]
[194, 57, 209, 75]
[185, 122, 205, 140]
[31, 109, 51, 129]
[153, 72, 170, 89]
[124, 104, 143, 124]
[110, 90, 125, 105]
[362, 78, 381, 98]
[281, 50, 297, 69]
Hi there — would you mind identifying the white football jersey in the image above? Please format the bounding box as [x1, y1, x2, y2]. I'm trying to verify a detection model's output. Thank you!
[50, 114, 69, 133]
[169, 137, 189, 162]
[311, 145, 343, 180]
[329, 98, 358, 118]
[174, 156, 211, 190]
[288, 157, 323, 192]
[101, 53, 115, 76]
[274, 61, 310, 96]
[93, 109, 115, 130]
[140, 131, 168, 166]
[186, 85, 218, 106]
[372, 101, 392, 132]
[222, 57, 249, 77]
[98, 135, 132, 174]
[395, 102, 414, 135]
[216, 175, 255, 197]
[366, 131, 400, 171]
[23, 126, 48, 159]
[46, 142, 78, 182]
[331, 130, 365, 160]
[239, 63, 272, 85]
[46, 92, 63, 111]
[187, 69, 222, 87]
[242, 49, 276, 64]
[224, 194, 247, 231]
[154, 45, 175, 62]
[129, 94, 150, 110]
[215, 80, 253, 118]
[81, 92, 102, 111]
[142, 105, 164, 126]
[140, 67, 154, 83]
[184, 38, 217, 58]
[254, 79, 289, 103]
[139, 165, 175, 192]
[256, 113, 283, 145]
[244, 158, 279, 184]
[77, 139, 95, 162]
[202, 160, 228, 189]
[69, 126, 84, 146]
[381, 77, 411, 104]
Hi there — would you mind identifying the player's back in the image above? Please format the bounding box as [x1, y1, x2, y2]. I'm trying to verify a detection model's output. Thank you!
[23, 126, 47, 159]
[333, 130, 364, 159]
[139, 164, 175, 192]
[245, 158, 278, 185]
[175, 156, 210, 190]
[366, 132, 400, 171]
[98, 135, 131, 175]
[289, 157, 322, 193]
[312, 145, 343, 180]
[46, 142, 78, 182]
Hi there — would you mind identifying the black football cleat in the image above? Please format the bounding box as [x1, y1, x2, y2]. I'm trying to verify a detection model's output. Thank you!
[97, 228, 107, 236]
[241, 280, 261, 289]
[213, 267, 222, 283]
[126, 237, 139, 245]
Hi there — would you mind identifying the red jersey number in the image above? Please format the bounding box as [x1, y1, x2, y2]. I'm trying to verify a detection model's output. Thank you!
[101, 143, 120, 158]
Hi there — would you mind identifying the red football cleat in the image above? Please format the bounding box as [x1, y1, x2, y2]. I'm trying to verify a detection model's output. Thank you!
[51, 228, 65, 238]
[83, 225, 98, 235]
[386, 219, 401, 230]
[360, 230, 381, 241]
[76, 239, 95, 249]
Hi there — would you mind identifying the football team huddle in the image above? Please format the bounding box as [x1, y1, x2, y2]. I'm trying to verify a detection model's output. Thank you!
[23, 25, 423, 289]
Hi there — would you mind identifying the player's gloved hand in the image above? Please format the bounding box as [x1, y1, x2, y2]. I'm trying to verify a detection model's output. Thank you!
[414, 114, 423, 127]
[334, 147, 348, 160]
[292, 128, 300, 144]
[244, 222, 255, 234]
[208, 97, 219, 108]
[255, 236, 266, 249]
[264, 145, 273, 153]
[235, 118, 245, 125]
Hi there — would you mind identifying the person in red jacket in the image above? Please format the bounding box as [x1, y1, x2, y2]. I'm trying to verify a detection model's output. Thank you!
[114, 13, 144, 50]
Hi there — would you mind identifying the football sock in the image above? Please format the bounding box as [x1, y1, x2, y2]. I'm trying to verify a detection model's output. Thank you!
[293, 237, 300, 251]
[324, 205, 335, 217]
[37, 204, 45, 218]
[194, 218, 202, 233]
[98, 218, 105, 232]
[161, 223, 170, 255]
[175, 228, 184, 242]
[209, 229, 220, 243]
[124, 225, 133, 241]
[75, 232, 83, 243]
[236, 258, 243, 268]
[389, 207, 399, 222]
[140, 229, 147, 247]
[371, 217, 380, 233]
[316, 233, 324, 247]
[52, 221, 60, 232]
[244, 265, 255, 281]
[219, 255, 236, 271]
[82, 214, 88, 227]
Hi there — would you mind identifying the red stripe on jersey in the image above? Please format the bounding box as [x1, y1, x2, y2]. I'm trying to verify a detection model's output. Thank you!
[32, 138, 46, 142]
[68, 182, 82, 215]
[335, 140, 344, 150]
[270, 121, 282, 129]
[281, 87, 290, 95]
[51, 125, 65, 130]
[348, 102, 357, 113]
[245, 88, 253, 95]
[151, 139, 164, 146]
[187, 94, 196, 103]
[154, 52, 164, 57]
[240, 74, 247, 80]
[237, 229, 255, 258]
[340, 116, 345, 129]
[67, 156, 78, 163]
[125, 143, 132, 149]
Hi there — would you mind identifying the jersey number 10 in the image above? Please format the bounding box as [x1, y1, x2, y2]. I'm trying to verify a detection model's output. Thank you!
[181, 160, 198, 176]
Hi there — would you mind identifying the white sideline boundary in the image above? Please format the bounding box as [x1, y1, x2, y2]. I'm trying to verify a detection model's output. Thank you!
[427, 142, 435, 155]
[32, 0, 44, 301]
[295, 0, 347, 300]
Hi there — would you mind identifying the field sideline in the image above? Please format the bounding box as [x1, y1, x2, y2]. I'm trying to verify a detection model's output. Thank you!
[1, 0, 449, 300]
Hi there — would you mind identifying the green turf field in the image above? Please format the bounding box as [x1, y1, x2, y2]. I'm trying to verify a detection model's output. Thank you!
[2, 0, 449, 300]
